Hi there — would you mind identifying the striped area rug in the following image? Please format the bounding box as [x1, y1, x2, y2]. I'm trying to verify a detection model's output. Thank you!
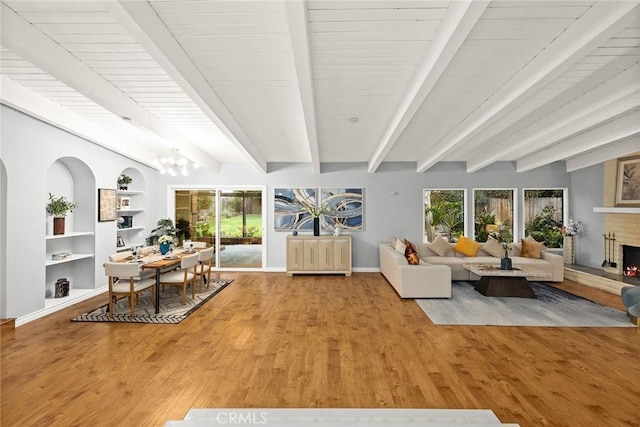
[72, 278, 233, 324]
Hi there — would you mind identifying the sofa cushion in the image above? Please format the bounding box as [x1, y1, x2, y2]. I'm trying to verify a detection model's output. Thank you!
[482, 237, 504, 258]
[428, 235, 454, 257]
[520, 238, 544, 259]
[404, 240, 420, 265]
[525, 234, 547, 251]
[454, 236, 482, 257]
[394, 238, 406, 254]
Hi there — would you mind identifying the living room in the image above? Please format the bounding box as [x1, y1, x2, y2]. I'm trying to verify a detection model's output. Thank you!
[2, 0, 640, 425]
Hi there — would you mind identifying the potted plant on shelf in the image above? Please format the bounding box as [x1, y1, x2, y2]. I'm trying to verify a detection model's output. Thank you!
[117, 174, 132, 191]
[46, 193, 78, 235]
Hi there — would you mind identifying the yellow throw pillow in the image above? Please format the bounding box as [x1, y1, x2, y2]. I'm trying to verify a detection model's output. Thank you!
[454, 236, 482, 257]
[521, 238, 544, 259]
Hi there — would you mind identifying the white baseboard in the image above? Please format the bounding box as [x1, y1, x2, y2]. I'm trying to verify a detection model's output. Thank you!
[16, 286, 107, 327]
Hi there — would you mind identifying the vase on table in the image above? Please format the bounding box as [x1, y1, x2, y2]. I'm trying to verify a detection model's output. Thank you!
[563, 235, 575, 265]
[313, 217, 320, 236]
[159, 242, 170, 255]
[500, 248, 512, 270]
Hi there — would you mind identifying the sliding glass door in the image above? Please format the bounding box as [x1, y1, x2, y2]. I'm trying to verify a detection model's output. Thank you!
[219, 190, 262, 268]
[173, 187, 264, 270]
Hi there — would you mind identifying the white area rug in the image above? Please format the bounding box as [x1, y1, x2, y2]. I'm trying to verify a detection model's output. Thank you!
[166, 408, 516, 426]
[416, 281, 633, 327]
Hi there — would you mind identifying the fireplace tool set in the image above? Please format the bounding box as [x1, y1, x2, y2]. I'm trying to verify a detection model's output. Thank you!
[602, 232, 617, 268]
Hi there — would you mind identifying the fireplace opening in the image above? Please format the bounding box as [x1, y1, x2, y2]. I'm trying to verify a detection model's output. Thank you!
[623, 245, 640, 277]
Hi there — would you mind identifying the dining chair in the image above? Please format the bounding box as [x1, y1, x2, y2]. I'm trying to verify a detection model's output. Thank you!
[158, 253, 199, 305]
[109, 249, 157, 279]
[104, 262, 156, 317]
[195, 247, 214, 290]
[109, 251, 131, 262]
[191, 241, 207, 248]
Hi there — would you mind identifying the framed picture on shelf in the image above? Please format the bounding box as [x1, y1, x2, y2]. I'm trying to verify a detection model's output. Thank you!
[119, 196, 131, 210]
[117, 236, 125, 248]
[616, 155, 640, 206]
[98, 188, 117, 222]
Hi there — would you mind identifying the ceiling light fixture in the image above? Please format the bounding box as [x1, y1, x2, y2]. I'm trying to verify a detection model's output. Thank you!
[153, 148, 200, 177]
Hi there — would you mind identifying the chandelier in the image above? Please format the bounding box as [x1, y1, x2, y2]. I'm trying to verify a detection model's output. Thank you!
[153, 148, 200, 176]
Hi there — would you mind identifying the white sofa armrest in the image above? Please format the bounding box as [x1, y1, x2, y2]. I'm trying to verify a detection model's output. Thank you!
[379, 244, 451, 298]
[541, 251, 564, 282]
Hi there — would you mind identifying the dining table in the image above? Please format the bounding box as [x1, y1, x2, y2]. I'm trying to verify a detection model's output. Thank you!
[135, 248, 201, 314]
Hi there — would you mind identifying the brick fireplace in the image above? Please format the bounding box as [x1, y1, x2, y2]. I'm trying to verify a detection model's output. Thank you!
[565, 156, 640, 294]
[622, 245, 640, 276]
[602, 158, 640, 277]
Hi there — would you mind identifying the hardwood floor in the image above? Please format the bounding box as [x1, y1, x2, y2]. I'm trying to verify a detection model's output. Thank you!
[2, 273, 638, 427]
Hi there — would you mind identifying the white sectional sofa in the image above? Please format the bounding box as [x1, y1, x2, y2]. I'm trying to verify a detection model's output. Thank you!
[379, 238, 564, 299]
[415, 242, 564, 282]
[379, 243, 452, 298]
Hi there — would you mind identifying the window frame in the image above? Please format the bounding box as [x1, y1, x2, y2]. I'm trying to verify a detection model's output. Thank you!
[423, 188, 468, 243]
[472, 188, 517, 243]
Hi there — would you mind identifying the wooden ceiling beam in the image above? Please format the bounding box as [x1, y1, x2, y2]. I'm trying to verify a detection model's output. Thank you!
[284, 0, 321, 174]
[565, 135, 640, 172]
[0, 2, 220, 172]
[108, 0, 267, 173]
[466, 64, 640, 172]
[367, 0, 490, 173]
[517, 109, 640, 172]
[0, 75, 158, 167]
[417, 0, 640, 173]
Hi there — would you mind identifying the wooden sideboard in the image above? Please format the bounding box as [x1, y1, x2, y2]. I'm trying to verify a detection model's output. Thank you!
[286, 235, 352, 276]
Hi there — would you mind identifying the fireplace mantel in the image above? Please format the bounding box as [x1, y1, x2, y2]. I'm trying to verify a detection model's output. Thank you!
[593, 207, 640, 214]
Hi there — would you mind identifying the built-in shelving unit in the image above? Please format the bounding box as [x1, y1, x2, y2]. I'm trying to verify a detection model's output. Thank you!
[46, 231, 94, 240]
[115, 170, 147, 252]
[45, 158, 96, 310]
[45, 253, 94, 267]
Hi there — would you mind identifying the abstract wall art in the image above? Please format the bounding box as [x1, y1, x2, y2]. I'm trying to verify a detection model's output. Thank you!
[274, 188, 317, 230]
[320, 188, 363, 231]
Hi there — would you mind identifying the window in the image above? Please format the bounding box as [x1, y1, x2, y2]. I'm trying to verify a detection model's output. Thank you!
[523, 189, 566, 248]
[473, 189, 515, 242]
[423, 189, 466, 242]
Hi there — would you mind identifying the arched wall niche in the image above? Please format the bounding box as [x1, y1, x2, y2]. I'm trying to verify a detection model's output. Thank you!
[46, 157, 95, 232]
[118, 167, 146, 192]
[45, 157, 96, 299]
[115, 167, 147, 249]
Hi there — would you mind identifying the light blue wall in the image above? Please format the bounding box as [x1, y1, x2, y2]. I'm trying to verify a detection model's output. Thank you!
[2, 104, 609, 320]
[1, 105, 160, 318]
[569, 164, 604, 268]
[163, 160, 572, 270]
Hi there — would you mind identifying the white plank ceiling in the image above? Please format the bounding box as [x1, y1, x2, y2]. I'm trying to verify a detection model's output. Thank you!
[1, 0, 639, 174]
